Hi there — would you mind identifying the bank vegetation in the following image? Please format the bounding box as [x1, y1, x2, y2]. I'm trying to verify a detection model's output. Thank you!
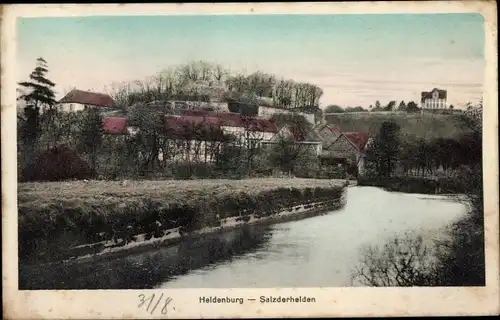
[19, 178, 346, 264]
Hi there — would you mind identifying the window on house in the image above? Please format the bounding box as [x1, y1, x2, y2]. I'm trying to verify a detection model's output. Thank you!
[69, 104, 74, 112]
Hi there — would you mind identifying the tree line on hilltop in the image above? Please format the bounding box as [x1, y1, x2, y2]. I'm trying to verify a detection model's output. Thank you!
[100, 60, 324, 113]
[17, 58, 338, 182]
[325, 100, 456, 114]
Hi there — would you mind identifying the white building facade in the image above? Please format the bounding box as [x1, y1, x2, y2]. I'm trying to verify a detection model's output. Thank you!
[57, 89, 116, 113]
[420, 88, 447, 109]
[56, 102, 87, 113]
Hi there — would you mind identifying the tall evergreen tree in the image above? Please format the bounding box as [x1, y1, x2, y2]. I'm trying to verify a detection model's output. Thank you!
[18, 57, 57, 111]
[17, 57, 57, 173]
[385, 100, 397, 111]
[398, 101, 407, 111]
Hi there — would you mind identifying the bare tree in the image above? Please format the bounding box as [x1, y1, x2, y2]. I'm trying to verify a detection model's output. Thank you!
[105, 82, 131, 108]
[211, 63, 228, 85]
[273, 78, 294, 108]
[350, 230, 438, 287]
[239, 123, 267, 176]
[198, 61, 213, 82]
[128, 103, 165, 174]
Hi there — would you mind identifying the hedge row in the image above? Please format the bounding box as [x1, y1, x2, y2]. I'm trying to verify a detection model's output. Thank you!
[19, 185, 344, 263]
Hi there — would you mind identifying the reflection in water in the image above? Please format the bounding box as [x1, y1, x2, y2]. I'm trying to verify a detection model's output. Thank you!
[19, 225, 273, 290]
[19, 187, 467, 289]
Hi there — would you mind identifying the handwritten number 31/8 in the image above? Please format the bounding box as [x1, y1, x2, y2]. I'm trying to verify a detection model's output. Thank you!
[138, 293, 173, 315]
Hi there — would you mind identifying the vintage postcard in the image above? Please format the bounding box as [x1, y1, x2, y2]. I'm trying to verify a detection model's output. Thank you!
[2, 2, 499, 319]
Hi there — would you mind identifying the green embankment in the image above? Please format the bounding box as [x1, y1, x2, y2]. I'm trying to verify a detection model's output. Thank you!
[325, 113, 464, 139]
[18, 178, 346, 264]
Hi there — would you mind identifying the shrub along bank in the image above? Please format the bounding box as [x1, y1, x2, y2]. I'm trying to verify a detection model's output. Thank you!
[18, 179, 346, 264]
[357, 176, 467, 194]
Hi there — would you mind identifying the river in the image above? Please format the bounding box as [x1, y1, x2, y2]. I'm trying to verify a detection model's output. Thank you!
[19, 186, 467, 290]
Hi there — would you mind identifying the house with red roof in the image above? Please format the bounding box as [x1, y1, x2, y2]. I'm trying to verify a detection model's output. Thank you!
[183, 110, 278, 145]
[320, 130, 373, 175]
[164, 115, 225, 140]
[57, 89, 116, 113]
[102, 117, 138, 136]
[162, 114, 279, 162]
[261, 124, 323, 156]
[103, 117, 127, 135]
[102, 111, 280, 163]
[316, 124, 342, 144]
[163, 115, 228, 162]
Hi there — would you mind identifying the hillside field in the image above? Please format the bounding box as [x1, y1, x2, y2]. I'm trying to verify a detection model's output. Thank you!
[324, 113, 465, 139]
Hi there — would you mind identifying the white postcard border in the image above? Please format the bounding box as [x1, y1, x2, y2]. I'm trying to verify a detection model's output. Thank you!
[2, 2, 499, 319]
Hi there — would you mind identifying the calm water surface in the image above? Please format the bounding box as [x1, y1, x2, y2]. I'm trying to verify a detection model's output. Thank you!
[19, 186, 466, 289]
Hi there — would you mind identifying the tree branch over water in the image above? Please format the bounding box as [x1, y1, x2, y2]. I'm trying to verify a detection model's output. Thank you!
[351, 230, 438, 287]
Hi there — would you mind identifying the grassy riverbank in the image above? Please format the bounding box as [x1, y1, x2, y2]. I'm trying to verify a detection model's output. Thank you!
[19, 178, 347, 264]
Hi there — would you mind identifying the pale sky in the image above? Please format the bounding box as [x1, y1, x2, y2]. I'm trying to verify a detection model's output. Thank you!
[16, 14, 485, 109]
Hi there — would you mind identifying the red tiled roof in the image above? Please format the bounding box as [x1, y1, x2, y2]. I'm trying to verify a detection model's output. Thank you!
[328, 126, 342, 136]
[103, 117, 127, 134]
[184, 110, 277, 133]
[164, 115, 225, 140]
[343, 132, 371, 151]
[218, 113, 246, 127]
[59, 89, 115, 108]
[103, 114, 278, 137]
[181, 115, 222, 126]
[183, 110, 211, 117]
[245, 118, 278, 133]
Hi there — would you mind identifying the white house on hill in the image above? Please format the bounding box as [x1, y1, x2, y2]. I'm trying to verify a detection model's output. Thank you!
[420, 88, 447, 109]
[57, 89, 116, 112]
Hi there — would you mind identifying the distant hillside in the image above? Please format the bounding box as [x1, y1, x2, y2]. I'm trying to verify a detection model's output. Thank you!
[324, 113, 465, 140]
